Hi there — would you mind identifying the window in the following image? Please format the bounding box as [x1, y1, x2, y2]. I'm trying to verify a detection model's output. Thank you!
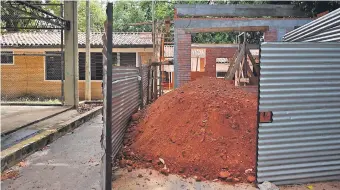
[45, 52, 63, 80]
[216, 72, 227, 78]
[79, 52, 103, 80]
[161, 71, 170, 83]
[1, 51, 14, 64]
[120, 53, 136, 67]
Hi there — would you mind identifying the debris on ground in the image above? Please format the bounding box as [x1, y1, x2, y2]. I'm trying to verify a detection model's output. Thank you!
[258, 181, 279, 190]
[247, 175, 256, 183]
[77, 102, 102, 114]
[117, 77, 257, 183]
[1, 170, 20, 181]
[17, 161, 27, 168]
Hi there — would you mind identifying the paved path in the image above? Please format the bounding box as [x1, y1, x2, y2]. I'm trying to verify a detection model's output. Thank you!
[1, 105, 70, 134]
[1, 115, 103, 190]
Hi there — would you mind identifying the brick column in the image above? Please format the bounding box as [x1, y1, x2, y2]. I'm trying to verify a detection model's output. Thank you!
[205, 48, 218, 77]
[264, 28, 278, 42]
[174, 29, 191, 88]
[206, 47, 238, 77]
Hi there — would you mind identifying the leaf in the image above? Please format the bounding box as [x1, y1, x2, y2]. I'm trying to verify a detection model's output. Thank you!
[307, 185, 313, 190]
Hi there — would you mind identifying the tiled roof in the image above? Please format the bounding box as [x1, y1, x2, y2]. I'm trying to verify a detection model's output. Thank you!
[0, 32, 152, 47]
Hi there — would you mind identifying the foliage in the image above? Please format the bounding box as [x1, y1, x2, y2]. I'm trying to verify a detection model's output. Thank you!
[47, 0, 106, 32]
[77, 0, 106, 32]
[110, 0, 340, 44]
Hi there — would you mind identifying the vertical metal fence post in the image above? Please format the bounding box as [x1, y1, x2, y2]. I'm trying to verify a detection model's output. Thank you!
[104, 3, 113, 190]
[147, 65, 150, 104]
[159, 65, 162, 96]
[60, 3, 64, 105]
[139, 66, 144, 109]
[153, 66, 157, 100]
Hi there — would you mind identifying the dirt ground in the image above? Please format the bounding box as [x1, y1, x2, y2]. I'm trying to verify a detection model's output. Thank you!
[118, 77, 258, 183]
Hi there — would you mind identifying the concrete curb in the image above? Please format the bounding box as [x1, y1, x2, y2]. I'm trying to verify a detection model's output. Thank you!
[1, 106, 103, 172]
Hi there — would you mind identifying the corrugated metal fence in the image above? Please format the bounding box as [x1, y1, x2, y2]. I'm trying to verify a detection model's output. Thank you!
[111, 67, 141, 158]
[283, 8, 340, 42]
[257, 42, 340, 185]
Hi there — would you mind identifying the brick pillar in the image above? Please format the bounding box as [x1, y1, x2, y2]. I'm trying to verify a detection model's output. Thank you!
[205, 48, 218, 77]
[205, 47, 238, 77]
[264, 28, 278, 42]
[174, 29, 191, 88]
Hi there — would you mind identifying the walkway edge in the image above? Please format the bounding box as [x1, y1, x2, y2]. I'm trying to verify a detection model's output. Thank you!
[1, 106, 103, 172]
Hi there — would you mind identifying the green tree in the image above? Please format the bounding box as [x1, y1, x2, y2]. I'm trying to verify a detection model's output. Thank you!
[45, 0, 106, 32]
[77, 0, 106, 32]
[112, 1, 150, 32]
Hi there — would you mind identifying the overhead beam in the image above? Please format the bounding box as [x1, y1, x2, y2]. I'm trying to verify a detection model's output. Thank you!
[175, 19, 312, 30]
[175, 4, 307, 17]
[191, 43, 259, 49]
[185, 26, 269, 33]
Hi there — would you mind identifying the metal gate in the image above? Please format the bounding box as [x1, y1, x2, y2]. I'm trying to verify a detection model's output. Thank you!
[257, 42, 340, 185]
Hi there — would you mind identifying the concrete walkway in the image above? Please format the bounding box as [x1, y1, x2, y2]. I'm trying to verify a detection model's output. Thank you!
[112, 168, 340, 190]
[1, 105, 70, 134]
[1, 115, 103, 190]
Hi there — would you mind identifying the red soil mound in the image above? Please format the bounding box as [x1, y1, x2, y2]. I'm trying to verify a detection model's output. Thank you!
[121, 77, 258, 182]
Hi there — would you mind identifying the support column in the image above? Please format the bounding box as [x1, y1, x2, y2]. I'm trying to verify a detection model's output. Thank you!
[174, 29, 191, 88]
[264, 28, 278, 42]
[136, 52, 139, 67]
[64, 1, 79, 106]
[85, 0, 91, 100]
[117, 53, 120, 66]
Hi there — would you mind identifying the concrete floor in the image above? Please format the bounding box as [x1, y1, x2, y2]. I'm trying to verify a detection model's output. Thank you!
[112, 169, 340, 190]
[1, 115, 103, 190]
[1, 105, 70, 134]
[112, 168, 257, 190]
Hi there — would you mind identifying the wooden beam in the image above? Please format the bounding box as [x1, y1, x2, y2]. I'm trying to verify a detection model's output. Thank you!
[225, 43, 245, 80]
[246, 48, 259, 75]
[175, 4, 307, 17]
[186, 26, 269, 33]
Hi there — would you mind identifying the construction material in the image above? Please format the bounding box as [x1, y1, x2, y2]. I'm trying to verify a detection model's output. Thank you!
[119, 77, 257, 183]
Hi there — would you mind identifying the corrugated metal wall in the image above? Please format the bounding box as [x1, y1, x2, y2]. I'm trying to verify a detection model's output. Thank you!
[111, 66, 140, 158]
[257, 42, 340, 185]
[283, 8, 340, 42]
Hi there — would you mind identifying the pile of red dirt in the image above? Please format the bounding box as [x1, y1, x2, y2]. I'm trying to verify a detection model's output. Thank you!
[119, 77, 258, 183]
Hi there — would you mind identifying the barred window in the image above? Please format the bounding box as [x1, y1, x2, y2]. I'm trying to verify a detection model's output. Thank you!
[120, 53, 136, 67]
[216, 71, 227, 78]
[79, 52, 103, 80]
[45, 52, 63, 80]
[1, 51, 14, 64]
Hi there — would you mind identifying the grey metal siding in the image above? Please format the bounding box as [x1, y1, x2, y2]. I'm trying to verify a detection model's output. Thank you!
[257, 42, 340, 185]
[111, 67, 140, 158]
[283, 8, 340, 42]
